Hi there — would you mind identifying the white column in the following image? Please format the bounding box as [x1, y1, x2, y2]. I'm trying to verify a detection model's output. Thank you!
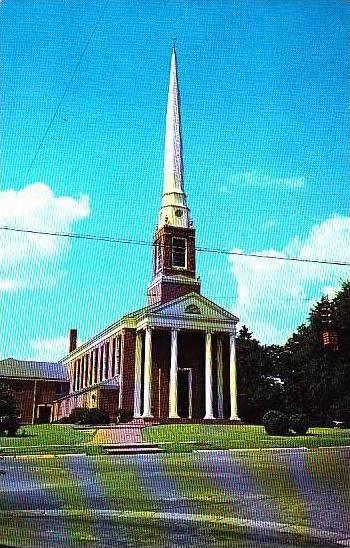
[204, 331, 214, 419]
[99, 346, 104, 382]
[79, 358, 83, 390]
[89, 352, 94, 385]
[115, 336, 121, 375]
[133, 331, 143, 418]
[108, 340, 114, 378]
[103, 343, 109, 380]
[217, 335, 224, 418]
[229, 332, 240, 421]
[169, 329, 179, 418]
[142, 326, 153, 418]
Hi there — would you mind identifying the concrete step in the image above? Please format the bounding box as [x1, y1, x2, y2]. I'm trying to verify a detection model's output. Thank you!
[103, 442, 156, 449]
[106, 446, 164, 455]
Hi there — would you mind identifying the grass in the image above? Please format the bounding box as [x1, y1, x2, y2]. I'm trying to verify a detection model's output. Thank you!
[0, 424, 348, 456]
[144, 424, 350, 452]
[0, 424, 103, 456]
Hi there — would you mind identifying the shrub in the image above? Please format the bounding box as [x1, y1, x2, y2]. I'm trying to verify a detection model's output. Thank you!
[68, 407, 109, 425]
[262, 410, 290, 436]
[85, 408, 109, 425]
[0, 415, 21, 437]
[290, 414, 309, 435]
[117, 410, 133, 424]
[69, 407, 90, 425]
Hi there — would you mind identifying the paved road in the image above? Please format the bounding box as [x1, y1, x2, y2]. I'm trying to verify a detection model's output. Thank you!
[0, 448, 349, 547]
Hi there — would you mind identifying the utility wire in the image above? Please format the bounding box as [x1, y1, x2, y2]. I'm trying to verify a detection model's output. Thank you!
[26, 0, 110, 175]
[1, 226, 349, 267]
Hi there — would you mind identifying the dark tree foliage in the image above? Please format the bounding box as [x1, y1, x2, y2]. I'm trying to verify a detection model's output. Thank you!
[267, 280, 350, 425]
[239, 280, 350, 426]
[262, 410, 290, 436]
[290, 414, 309, 435]
[236, 326, 284, 423]
[0, 382, 20, 436]
[0, 383, 18, 418]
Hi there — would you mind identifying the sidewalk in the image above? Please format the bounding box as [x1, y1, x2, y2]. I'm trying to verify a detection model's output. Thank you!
[92, 425, 144, 445]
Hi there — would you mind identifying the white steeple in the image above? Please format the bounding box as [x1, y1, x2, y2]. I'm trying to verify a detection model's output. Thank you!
[158, 46, 191, 229]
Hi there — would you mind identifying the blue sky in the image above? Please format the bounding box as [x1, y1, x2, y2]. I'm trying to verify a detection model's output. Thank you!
[0, 0, 349, 360]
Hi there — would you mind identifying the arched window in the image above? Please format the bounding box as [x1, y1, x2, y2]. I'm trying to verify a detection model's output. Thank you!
[185, 304, 201, 315]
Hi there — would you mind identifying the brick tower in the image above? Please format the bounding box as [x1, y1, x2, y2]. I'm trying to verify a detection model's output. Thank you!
[148, 46, 201, 305]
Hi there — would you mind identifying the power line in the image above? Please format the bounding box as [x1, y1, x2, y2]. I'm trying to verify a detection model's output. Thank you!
[1, 226, 349, 267]
[26, 0, 110, 175]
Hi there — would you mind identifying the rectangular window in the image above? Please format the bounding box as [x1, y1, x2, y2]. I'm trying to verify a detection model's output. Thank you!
[156, 243, 163, 271]
[172, 237, 187, 268]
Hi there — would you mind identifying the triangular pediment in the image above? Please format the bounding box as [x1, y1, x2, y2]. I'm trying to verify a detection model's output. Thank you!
[148, 293, 238, 322]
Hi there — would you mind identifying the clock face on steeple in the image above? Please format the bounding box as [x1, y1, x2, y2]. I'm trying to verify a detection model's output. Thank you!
[175, 209, 183, 217]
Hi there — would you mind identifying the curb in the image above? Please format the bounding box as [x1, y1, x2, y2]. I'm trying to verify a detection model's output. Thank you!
[1, 509, 348, 545]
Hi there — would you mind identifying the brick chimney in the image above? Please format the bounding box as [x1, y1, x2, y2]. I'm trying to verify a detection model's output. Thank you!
[68, 329, 77, 353]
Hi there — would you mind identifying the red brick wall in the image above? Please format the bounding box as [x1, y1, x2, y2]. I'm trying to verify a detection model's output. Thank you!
[148, 330, 207, 420]
[5, 379, 35, 423]
[178, 331, 205, 419]
[149, 224, 200, 305]
[161, 280, 200, 304]
[152, 330, 171, 419]
[1, 379, 69, 424]
[98, 388, 118, 423]
[119, 329, 136, 413]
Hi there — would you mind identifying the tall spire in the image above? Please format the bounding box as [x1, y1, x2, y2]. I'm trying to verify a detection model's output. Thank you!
[158, 46, 190, 229]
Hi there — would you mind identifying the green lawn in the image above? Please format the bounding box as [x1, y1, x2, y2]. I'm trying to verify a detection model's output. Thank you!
[0, 424, 103, 455]
[0, 424, 348, 456]
[144, 424, 350, 451]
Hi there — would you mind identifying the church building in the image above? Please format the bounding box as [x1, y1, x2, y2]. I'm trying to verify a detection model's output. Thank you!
[52, 47, 241, 424]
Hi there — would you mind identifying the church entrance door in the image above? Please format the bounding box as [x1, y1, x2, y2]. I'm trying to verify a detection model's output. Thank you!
[178, 369, 192, 419]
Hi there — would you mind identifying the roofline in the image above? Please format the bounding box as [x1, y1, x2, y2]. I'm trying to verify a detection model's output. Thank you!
[0, 375, 69, 382]
[60, 306, 149, 363]
[145, 291, 239, 322]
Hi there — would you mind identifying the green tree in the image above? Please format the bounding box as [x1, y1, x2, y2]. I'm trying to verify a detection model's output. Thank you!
[274, 280, 350, 424]
[237, 326, 283, 423]
[0, 382, 19, 436]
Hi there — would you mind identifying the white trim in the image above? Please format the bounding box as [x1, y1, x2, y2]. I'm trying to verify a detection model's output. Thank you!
[36, 403, 52, 422]
[172, 236, 187, 269]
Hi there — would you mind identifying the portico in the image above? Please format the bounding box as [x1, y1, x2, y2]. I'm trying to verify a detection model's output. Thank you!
[132, 293, 241, 422]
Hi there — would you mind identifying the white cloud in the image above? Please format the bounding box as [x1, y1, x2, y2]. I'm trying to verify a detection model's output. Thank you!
[29, 336, 69, 362]
[220, 171, 305, 192]
[230, 215, 350, 345]
[0, 183, 90, 291]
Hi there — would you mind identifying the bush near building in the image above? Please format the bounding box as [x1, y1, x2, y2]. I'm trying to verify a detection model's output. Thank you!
[290, 414, 309, 435]
[262, 410, 290, 436]
[57, 407, 110, 425]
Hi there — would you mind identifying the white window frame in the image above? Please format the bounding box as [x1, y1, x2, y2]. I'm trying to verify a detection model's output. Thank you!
[172, 236, 187, 269]
[156, 243, 163, 272]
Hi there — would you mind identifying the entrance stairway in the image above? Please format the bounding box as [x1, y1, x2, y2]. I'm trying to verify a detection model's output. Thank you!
[104, 442, 164, 455]
[93, 425, 164, 455]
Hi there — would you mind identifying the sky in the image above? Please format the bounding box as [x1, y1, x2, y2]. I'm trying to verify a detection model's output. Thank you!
[0, 0, 349, 360]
